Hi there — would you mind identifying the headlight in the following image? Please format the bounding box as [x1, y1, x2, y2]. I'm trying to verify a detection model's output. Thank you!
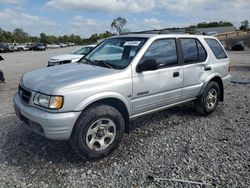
[33, 93, 63, 110]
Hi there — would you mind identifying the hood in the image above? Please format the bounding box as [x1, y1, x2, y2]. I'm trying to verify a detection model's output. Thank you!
[22, 63, 120, 94]
[50, 53, 83, 61]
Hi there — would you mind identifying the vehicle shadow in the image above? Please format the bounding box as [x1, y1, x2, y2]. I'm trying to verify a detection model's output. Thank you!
[129, 102, 197, 131]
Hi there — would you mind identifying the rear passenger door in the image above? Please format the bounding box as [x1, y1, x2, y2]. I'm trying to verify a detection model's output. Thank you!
[132, 38, 183, 115]
[180, 38, 208, 100]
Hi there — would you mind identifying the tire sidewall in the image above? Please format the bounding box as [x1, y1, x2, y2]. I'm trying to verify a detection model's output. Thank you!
[72, 105, 125, 159]
[202, 81, 220, 114]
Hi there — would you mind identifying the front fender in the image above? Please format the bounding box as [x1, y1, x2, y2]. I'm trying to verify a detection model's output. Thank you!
[73, 91, 131, 115]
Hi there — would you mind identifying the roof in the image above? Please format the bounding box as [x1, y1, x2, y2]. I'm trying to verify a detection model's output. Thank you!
[109, 29, 216, 39]
[110, 33, 216, 40]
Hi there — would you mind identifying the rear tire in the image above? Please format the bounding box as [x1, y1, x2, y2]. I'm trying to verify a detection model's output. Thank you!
[195, 81, 220, 115]
[70, 104, 125, 160]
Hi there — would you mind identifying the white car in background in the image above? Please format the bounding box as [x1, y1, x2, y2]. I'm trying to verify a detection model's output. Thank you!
[47, 44, 96, 67]
[59, 43, 67, 48]
[17, 44, 29, 51]
[47, 44, 60, 49]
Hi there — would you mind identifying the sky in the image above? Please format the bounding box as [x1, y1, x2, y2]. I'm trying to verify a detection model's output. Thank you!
[0, 0, 249, 38]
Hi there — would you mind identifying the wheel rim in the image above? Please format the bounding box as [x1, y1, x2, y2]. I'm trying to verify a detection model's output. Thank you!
[86, 118, 116, 151]
[206, 88, 218, 110]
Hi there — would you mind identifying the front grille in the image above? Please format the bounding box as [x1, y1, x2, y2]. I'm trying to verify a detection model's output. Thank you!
[19, 85, 32, 104]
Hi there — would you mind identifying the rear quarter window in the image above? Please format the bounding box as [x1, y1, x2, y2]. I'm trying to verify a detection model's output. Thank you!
[205, 38, 228, 59]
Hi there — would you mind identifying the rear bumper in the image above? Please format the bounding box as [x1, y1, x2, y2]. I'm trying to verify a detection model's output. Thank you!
[13, 93, 81, 140]
[222, 75, 232, 87]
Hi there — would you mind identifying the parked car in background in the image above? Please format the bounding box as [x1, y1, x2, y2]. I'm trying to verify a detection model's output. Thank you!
[0, 56, 4, 83]
[47, 44, 60, 49]
[32, 43, 46, 51]
[59, 43, 67, 48]
[17, 44, 29, 51]
[26, 43, 35, 50]
[231, 41, 245, 51]
[48, 44, 96, 67]
[0, 43, 14, 53]
[65, 42, 75, 46]
[9, 43, 20, 51]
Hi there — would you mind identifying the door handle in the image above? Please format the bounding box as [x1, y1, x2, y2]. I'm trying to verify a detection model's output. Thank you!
[173, 72, 179, 77]
[204, 66, 211, 71]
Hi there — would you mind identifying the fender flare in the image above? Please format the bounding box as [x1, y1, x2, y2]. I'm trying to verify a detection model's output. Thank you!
[73, 91, 131, 115]
[199, 73, 222, 95]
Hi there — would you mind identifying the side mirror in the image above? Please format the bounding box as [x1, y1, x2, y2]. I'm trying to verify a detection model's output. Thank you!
[137, 59, 159, 73]
[0, 56, 4, 61]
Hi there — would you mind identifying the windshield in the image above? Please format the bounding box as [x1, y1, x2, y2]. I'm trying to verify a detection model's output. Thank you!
[72, 46, 94, 55]
[82, 37, 147, 69]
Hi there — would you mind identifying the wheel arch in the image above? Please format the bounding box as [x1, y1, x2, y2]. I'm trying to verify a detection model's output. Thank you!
[73, 92, 131, 133]
[200, 74, 224, 101]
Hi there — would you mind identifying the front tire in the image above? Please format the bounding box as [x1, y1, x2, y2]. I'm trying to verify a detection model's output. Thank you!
[195, 81, 220, 115]
[70, 104, 125, 160]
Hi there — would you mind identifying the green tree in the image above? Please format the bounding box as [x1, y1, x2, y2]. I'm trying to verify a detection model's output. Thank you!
[240, 20, 249, 31]
[191, 21, 233, 28]
[13, 28, 29, 43]
[111, 17, 127, 34]
[40, 33, 48, 43]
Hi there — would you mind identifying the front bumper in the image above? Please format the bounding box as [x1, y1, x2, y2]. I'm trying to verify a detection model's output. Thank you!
[13, 93, 81, 140]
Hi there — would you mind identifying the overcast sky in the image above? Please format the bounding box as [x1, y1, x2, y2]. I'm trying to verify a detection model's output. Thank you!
[0, 0, 249, 37]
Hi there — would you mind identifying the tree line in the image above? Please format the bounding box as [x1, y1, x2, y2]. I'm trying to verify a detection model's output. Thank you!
[189, 21, 233, 28]
[0, 28, 115, 44]
[1, 18, 249, 44]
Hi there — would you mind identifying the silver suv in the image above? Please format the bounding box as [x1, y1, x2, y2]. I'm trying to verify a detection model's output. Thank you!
[14, 33, 231, 159]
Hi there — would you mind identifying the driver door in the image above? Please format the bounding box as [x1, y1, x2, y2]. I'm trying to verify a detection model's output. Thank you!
[132, 38, 183, 116]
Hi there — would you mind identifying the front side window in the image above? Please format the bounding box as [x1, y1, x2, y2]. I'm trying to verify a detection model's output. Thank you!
[83, 37, 147, 69]
[205, 38, 227, 59]
[141, 39, 178, 68]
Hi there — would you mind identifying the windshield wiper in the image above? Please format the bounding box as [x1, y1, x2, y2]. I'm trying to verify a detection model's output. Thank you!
[94, 60, 114, 69]
[81, 57, 95, 65]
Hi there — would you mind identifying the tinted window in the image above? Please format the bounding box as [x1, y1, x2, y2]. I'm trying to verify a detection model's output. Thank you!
[181, 39, 199, 63]
[142, 39, 178, 68]
[205, 38, 227, 59]
[181, 38, 207, 63]
[197, 40, 207, 62]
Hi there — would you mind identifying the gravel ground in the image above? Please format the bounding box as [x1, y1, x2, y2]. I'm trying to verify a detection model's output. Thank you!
[0, 48, 249, 187]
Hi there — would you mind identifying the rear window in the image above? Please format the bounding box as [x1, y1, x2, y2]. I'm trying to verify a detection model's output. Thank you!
[205, 38, 228, 59]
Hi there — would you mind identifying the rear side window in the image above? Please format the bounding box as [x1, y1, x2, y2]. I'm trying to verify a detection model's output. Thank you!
[205, 38, 227, 59]
[142, 39, 178, 68]
[180, 38, 207, 64]
[197, 41, 207, 62]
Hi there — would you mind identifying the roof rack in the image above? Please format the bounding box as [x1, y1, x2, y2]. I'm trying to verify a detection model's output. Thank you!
[121, 28, 197, 35]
